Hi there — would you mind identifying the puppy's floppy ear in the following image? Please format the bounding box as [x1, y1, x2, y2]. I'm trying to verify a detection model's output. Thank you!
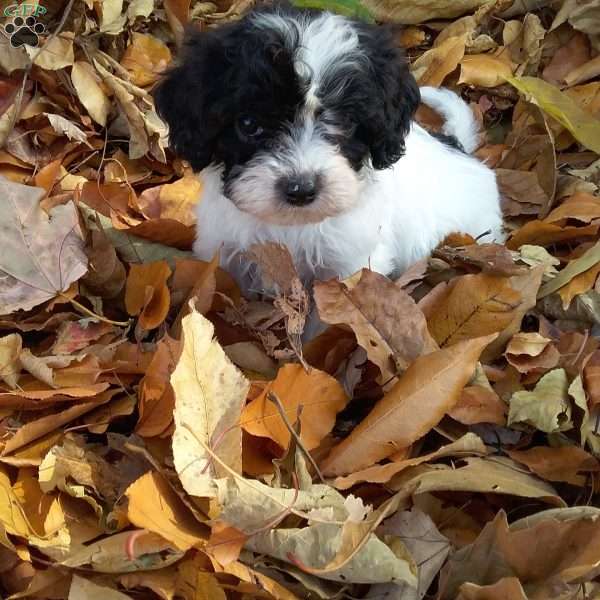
[153, 27, 227, 171]
[359, 25, 420, 170]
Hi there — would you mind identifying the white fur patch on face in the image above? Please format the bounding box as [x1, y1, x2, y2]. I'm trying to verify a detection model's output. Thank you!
[226, 129, 361, 226]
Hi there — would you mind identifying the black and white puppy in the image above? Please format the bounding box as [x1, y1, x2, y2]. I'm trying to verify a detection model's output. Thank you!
[155, 4, 503, 291]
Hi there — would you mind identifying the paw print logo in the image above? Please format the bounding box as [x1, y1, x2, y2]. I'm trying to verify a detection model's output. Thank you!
[3, 16, 45, 48]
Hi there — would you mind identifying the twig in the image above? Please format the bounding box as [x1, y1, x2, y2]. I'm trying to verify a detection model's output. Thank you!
[267, 391, 326, 484]
[63, 294, 130, 326]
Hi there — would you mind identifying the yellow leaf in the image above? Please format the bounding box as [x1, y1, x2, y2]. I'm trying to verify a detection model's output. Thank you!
[411, 35, 467, 87]
[71, 62, 111, 127]
[171, 308, 249, 498]
[0, 333, 21, 389]
[27, 33, 75, 70]
[507, 76, 600, 154]
[69, 575, 133, 599]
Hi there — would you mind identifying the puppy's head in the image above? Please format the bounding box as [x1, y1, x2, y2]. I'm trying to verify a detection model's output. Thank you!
[154, 6, 419, 225]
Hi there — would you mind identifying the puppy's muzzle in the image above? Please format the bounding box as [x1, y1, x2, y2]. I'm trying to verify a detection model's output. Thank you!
[278, 173, 321, 206]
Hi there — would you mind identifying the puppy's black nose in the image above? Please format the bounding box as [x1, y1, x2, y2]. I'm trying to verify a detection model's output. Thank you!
[281, 175, 318, 206]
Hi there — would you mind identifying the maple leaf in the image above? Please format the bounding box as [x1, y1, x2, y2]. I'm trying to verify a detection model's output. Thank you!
[0, 178, 87, 314]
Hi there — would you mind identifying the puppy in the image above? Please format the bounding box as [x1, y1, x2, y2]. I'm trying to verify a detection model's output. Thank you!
[155, 5, 503, 294]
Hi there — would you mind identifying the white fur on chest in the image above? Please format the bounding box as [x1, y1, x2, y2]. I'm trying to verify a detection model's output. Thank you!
[193, 124, 503, 290]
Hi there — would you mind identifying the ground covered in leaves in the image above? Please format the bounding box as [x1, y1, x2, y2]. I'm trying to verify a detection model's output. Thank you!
[1, 0, 600, 598]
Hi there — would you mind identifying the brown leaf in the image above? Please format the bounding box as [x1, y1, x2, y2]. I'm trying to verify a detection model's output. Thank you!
[507, 445, 600, 485]
[505, 332, 560, 373]
[241, 363, 348, 451]
[506, 220, 599, 250]
[125, 261, 172, 330]
[544, 192, 600, 223]
[542, 32, 590, 86]
[439, 510, 600, 599]
[584, 350, 600, 405]
[314, 269, 438, 382]
[426, 273, 523, 348]
[449, 385, 507, 425]
[0, 179, 87, 313]
[320, 334, 495, 477]
[137, 334, 181, 437]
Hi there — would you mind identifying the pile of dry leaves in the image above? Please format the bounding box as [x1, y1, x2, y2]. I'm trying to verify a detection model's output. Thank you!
[1, 0, 600, 598]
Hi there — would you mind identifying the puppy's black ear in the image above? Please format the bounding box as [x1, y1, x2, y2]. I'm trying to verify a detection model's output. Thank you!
[153, 27, 227, 171]
[359, 25, 420, 170]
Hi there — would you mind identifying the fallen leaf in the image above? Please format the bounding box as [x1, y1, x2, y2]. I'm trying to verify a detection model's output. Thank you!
[505, 332, 560, 373]
[69, 575, 133, 599]
[544, 191, 600, 223]
[450, 385, 508, 425]
[27, 33, 74, 70]
[320, 334, 495, 477]
[507, 445, 600, 485]
[411, 35, 467, 86]
[332, 433, 487, 489]
[538, 239, 600, 300]
[508, 368, 573, 433]
[388, 456, 565, 506]
[362, 0, 490, 24]
[121, 33, 172, 87]
[171, 308, 249, 498]
[125, 471, 207, 550]
[137, 334, 180, 437]
[0, 179, 87, 314]
[0, 333, 22, 389]
[242, 363, 348, 451]
[507, 76, 600, 154]
[459, 54, 514, 87]
[71, 62, 111, 127]
[125, 261, 172, 330]
[314, 269, 437, 382]
[506, 220, 599, 249]
[426, 273, 523, 347]
[439, 510, 600, 599]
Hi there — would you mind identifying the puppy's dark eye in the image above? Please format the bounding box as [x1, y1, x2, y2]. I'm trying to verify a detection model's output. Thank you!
[237, 115, 264, 138]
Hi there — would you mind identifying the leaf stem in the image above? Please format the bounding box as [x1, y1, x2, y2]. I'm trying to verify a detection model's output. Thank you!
[62, 294, 130, 326]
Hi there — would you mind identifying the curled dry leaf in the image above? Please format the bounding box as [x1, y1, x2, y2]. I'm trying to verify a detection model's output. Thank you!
[124, 261, 172, 330]
[241, 363, 348, 451]
[411, 35, 467, 86]
[505, 332, 560, 373]
[320, 334, 495, 477]
[458, 54, 514, 87]
[508, 368, 573, 433]
[0, 179, 87, 314]
[314, 269, 438, 382]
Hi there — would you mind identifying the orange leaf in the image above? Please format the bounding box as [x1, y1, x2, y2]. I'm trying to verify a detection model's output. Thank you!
[426, 273, 522, 347]
[125, 261, 172, 330]
[121, 33, 172, 87]
[241, 363, 348, 451]
[320, 334, 496, 477]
